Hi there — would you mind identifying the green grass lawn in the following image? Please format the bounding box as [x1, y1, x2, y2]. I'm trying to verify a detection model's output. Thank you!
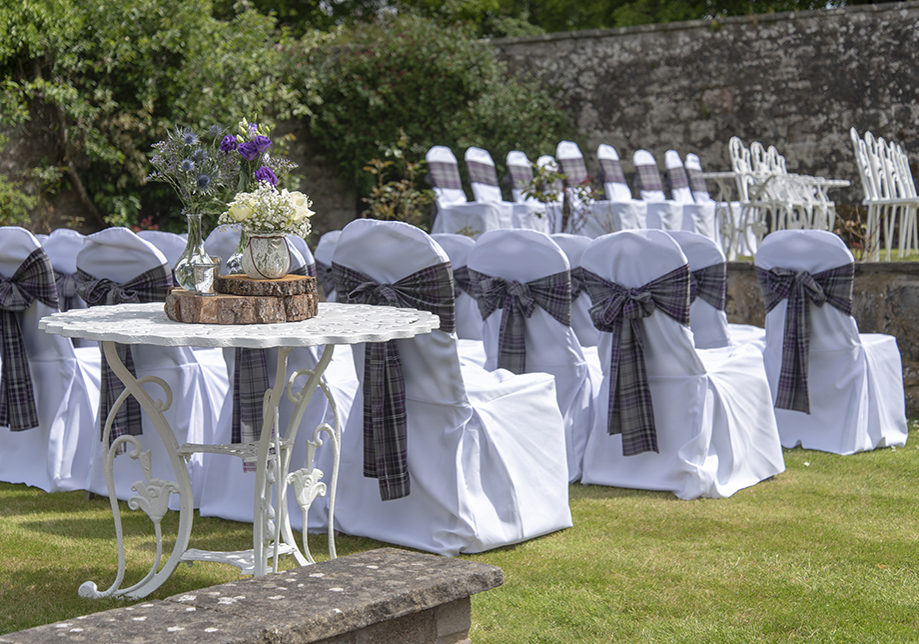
[3, 423, 919, 642]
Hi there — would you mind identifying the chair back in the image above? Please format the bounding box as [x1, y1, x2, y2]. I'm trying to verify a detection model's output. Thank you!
[633, 150, 667, 201]
[464, 147, 503, 203]
[431, 232, 481, 341]
[285, 234, 314, 275]
[204, 225, 241, 275]
[668, 230, 730, 349]
[551, 233, 599, 347]
[664, 150, 694, 204]
[425, 145, 468, 207]
[507, 150, 535, 203]
[684, 154, 714, 204]
[42, 228, 89, 313]
[137, 230, 188, 267]
[597, 144, 633, 201]
[314, 230, 341, 301]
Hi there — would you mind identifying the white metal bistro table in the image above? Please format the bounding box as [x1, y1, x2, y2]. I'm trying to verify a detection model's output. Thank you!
[39, 301, 440, 599]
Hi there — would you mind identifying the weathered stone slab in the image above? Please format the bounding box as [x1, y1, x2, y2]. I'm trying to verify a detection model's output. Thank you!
[217, 275, 317, 297]
[164, 288, 318, 325]
[0, 548, 503, 644]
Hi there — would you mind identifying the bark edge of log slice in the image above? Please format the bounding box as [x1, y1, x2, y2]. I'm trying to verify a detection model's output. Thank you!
[216, 274, 317, 297]
[164, 286, 318, 325]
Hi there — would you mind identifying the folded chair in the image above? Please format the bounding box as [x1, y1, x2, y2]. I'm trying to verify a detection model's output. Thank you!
[754, 229, 908, 453]
[664, 150, 718, 240]
[75, 227, 230, 505]
[465, 147, 548, 232]
[468, 229, 596, 482]
[633, 149, 686, 231]
[332, 219, 571, 555]
[579, 229, 785, 499]
[0, 227, 99, 492]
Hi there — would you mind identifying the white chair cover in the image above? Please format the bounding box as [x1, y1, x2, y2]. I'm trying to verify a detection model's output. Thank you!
[579, 229, 785, 499]
[77, 227, 230, 506]
[465, 147, 548, 233]
[427, 146, 513, 236]
[0, 227, 99, 492]
[42, 228, 94, 348]
[332, 219, 571, 555]
[506, 150, 539, 205]
[664, 150, 717, 240]
[594, 144, 648, 234]
[468, 229, 596, 482]
[136, 230, 188, 267]
[557, 140, 623, 238]
[550, 233, 600, 348]
[754, 229, 908, 453]
[668, 231, 765, 350]
[430, 233, 482, 342]
[633, 149, 686, 231]
[313, 230, 340, 302]
[536, 155, 565, 234]
[198, 227, 358, 531]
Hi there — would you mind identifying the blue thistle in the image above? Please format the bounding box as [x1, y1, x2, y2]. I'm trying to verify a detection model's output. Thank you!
[180, 128, 198, 145]
[181, 159, 195, 172]
[196, 173, 211, 190]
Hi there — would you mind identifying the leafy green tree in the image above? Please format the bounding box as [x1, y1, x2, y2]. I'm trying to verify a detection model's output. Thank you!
[1, 0, 323, 230]
[308, 13, 569, 203]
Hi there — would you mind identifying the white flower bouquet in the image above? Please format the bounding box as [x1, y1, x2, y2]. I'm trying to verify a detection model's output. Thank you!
[219, 181, 315, 238]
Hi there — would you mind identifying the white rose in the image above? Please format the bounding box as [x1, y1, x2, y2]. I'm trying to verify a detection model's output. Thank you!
[287, 191, 314, 221]
[228, 202, 253, 222]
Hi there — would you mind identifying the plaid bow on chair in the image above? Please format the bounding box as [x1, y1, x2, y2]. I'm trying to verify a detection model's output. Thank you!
[333, 261, 455, 501]
[75, 264, 173, 450]
[634, 163, 664, 194]
[53, 270, 80, 312]
[314, 260, 335, 300]
[756, 263, 854, 414]
[689, 263, 727, 310]
[0, 248, 59, 432]
[469, 268, 572, 375]
[582, 264, 691, 456]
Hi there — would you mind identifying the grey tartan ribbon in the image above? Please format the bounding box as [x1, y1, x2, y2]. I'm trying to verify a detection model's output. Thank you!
[467, 160, 499, 187]
[664, 164, 690, 194]
[598, 157, 627, 186]
[756, 263, 854, 414]
[508, 163, 534, 191]
[686, 164, 708, 195]
[558, 155, 589, 185]
[469, 268, 572, 375]
[570, 266, 587, 300]
[635, 163, 664, 193]
[53, 270, 80, 312]
[428, 160, 463, 190]
[333, 261, 455, 501]
[453, 265, 473, 298]
[75, 264, 172, 449]
[315, 260, 335, 299]
[0, 248, 59, 431]
[583, 264, 691, 456]
[290, 261, 317, 278]
[232, 346, 269, 472]
[690, 263, 727, 311]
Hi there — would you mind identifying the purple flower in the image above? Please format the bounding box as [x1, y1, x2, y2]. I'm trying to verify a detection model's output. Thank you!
[219, 135, 236, 154]
[254, 166, 278, 186]
[254, 135, 273, 153]
[238, 141, 259, 161]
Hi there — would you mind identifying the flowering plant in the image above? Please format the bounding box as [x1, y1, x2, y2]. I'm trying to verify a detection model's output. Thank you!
[219, 181, 314, 238]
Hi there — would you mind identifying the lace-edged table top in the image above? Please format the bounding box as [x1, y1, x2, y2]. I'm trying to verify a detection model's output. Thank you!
[39, 301, 441, 349]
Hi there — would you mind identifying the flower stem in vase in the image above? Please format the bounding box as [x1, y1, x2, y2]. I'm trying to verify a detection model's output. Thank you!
[225, 228, 248, 275]
[174, 210, 214, 291]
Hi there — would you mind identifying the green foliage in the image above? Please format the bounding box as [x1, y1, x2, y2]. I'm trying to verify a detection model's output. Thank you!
[0, 174, 37, 226]
[0, 0, 324, 230]
[309, 13, 568, 202]
[362, 131, 436, 230]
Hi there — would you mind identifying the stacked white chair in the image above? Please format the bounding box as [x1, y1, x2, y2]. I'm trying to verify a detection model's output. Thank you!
[313, 230, 340, 302]
[430, 233, 482, 342]
[754, 229, 908, 453]
[426, 145, 512, 236]
[683, 153, 748, 257]
[668, 231, 765, 350]
[579, 229, 785, 499]
[632, 149, 686, 231]
[465, 147, 548, 233]
[332, 219, 571, 555]
[75, 227, 230, 505]
[594, 144, 648, 233]
[468, 229, 595, 482]
[550, 233, 600, 348]
[885, 137, 919, 256]
[664, 150, 718, 240]
[198, 232, 358, 532]
[0, 226, 99, 492]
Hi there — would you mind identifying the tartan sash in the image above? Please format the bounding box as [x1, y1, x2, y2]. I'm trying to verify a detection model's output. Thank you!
[690, 263, 727, 311]
[333, 261, 455, 501]
[467, 160, 499, 187]
[232, 346, 269, 472]
[583, 264, 691, 456]
[0, 248, 59, 431]
[75, 264, 172, 449]
[468, 268, 572, 375]
[598, 157, 627, 186]
[756, 263, 854, 414]
[664, 164, 690, 194]
[290, 261, 317, 278]
[570, 266, 587, 300]
[53, 270, 80, 312]
[428, 161, 463, 190]
[452, 265, 473, 298]
[635, 163, 664, 193]
[315, 260, 335, 299]
[558, 156, 589, 185]
[686, 165, 708, 195]
[508, 163, 534, 191]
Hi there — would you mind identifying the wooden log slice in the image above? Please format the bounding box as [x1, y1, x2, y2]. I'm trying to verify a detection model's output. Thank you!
[216, 274, 317, 297]
[164, 288, 318, 325]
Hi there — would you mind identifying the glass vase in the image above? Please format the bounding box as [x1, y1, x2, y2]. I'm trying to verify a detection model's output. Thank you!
[224, 228, 249, 275]
[173, 211, 215, 291]
[241, 233, 291, 280]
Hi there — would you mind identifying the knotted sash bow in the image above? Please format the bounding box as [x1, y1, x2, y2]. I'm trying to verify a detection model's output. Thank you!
[452, 265, 473, 299]
[53, 270, 80, 312]
[583, 264, 691, 456]
[756, 263, 854, 414]
[0, 248, 59, 431]
[427, 161, 464, 191]
[468, 269, 571, 375]
[635, 164, 664, 193]
[689, 263, 727, 311]
[315, 260, 335, 299]
[570, 266, 587, 301]
[332, 261, 455, 501]
[75, 264, 172, 449]
[466, 161, 499, 187]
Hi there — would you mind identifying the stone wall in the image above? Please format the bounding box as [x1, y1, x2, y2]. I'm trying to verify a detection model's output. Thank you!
[490, 1, 919, 207]
[726, 261, 919, 414]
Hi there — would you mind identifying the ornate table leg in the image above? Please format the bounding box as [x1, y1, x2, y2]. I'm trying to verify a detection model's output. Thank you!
[79, 341, 194, 600]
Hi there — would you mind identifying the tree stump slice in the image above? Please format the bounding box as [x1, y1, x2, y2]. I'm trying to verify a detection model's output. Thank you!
[216, 274, 316, 297]
[164, 288, 318, 325]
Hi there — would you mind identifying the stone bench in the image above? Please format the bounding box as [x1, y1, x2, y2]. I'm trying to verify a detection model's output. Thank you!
[0, 548, 503, 644]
